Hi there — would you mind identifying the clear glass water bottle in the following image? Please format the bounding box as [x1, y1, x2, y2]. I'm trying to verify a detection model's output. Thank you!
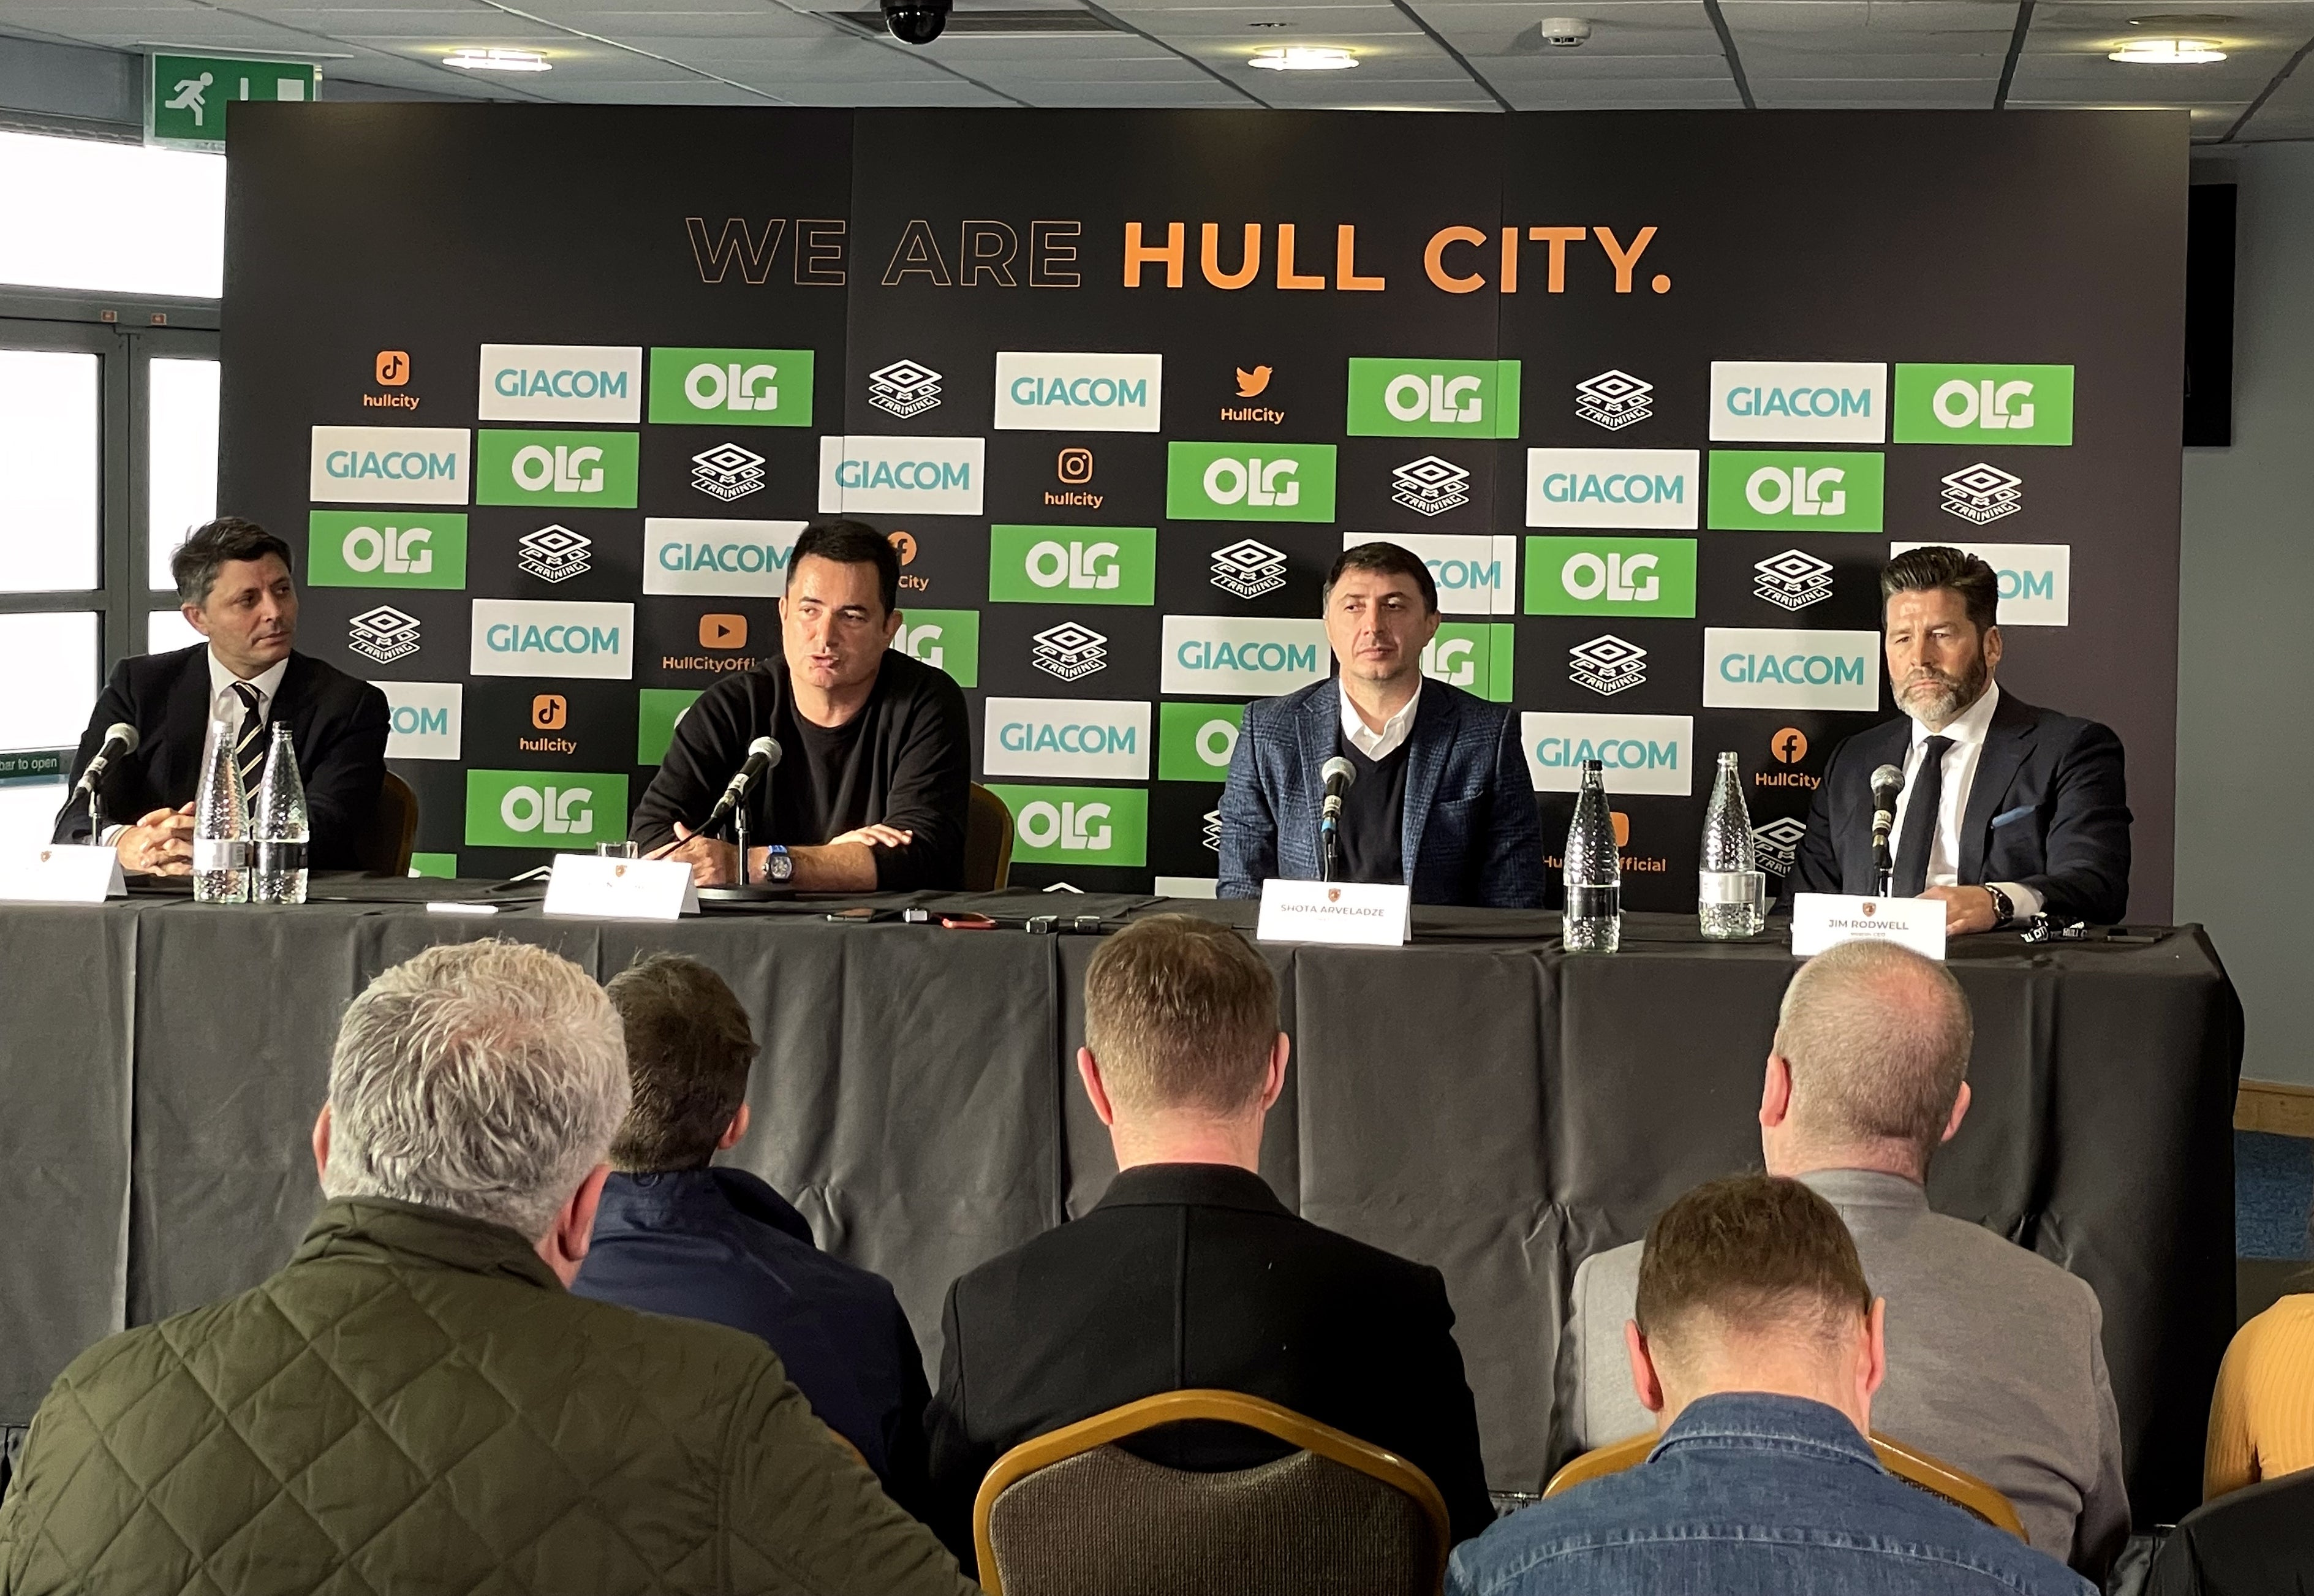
[191, 717, 249, 904]
[1563, 758, 1622, 953]
[251, 723, 310, 906]
[1700, 751, 1765, 940]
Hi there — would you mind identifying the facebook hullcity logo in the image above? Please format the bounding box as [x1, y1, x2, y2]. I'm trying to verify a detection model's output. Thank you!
[1166, 442, 1337, 523]
[1702, 627, 1880, 711]
[465, 769, 629, 849]
[1526, 449, 1698, 530]
[308, 512, 467, 589]
[867, 359, 942, 419]
[383, 682, 463, 761]
[1521, 713, 1693, 796]
[988, 784, 1149, 867]
[1422, 623, 1515, 703]
[1890, 540, 2070, 626]
[477, 345, 641, 425]
[644, 518, 807, 598]
[1570, 635, 1647, 697]
[648, 347, 812, 426]
[1940, 463, 2022, 525]
[1161, 615, 1329, 695]
[1753, 815, 1809, 878]
[477, 430, 640, 509]
[1391, 456, 1470, 517]
[818, 436, 984, 516]
[1753, 550, 1834, 611]
[994, 353, 1163, 432]
[1348, 532, 1516, 617]
[1709, 362, 1886, 443]
[1159, 702, 1243, 781]
[348, 605, 422, 665]
[470, 599, 635, 681]
[1576, 370, 1653, 431]
[1345, 359, 1520, 437]
[517, 525, 590, 583]
[1894, 365, 2074, 446]
[1707, 451, 1884, 532]
[309, 426, 469, 506]
[984, 697, 1150, 780]
[1031, 621, 1108, 683]
[988, 524, 1157, 605]
[1209, 539, 1287, 600]
[1524, 536, 1696, 618]
[891, 608, 980, 687]
[691, 443, 766, 502]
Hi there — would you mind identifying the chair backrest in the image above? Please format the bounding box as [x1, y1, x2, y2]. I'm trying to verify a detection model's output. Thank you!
[1544, 1427, 2025, 1540]
[355, 771, 418, 876]
[974, 1389, 1450, 1596]
[964, 781, 1013, 891]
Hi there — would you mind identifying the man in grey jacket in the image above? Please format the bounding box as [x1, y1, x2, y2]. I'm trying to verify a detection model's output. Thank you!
[1558, 939, 2130, 1578]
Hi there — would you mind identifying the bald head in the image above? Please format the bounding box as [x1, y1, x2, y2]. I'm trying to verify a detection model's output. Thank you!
[1769, 940, 1973, 1178]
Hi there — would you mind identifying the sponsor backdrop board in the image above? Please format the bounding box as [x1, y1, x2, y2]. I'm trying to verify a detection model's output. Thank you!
[221, 107, 2183, 915]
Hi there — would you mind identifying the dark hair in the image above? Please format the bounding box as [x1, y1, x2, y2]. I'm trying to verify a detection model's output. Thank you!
[788, 518, 900, 615]
[1881, 545, 1998, 633]
[1324, 542, 1437, 615]
[603, 953, 758, 1171]
[1083, 914, 1278, 1117]
[1635, 1175, 1874, 1359]
[172, 517, 293, 607]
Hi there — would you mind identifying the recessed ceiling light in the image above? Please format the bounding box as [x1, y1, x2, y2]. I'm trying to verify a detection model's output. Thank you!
[1250, 45, 1359, 70]
[2108, 37, 2226, 62]
[443, 48, 552, 72]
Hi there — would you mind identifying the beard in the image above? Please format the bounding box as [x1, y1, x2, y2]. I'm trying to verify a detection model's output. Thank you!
[1896, 652, 1989, 730]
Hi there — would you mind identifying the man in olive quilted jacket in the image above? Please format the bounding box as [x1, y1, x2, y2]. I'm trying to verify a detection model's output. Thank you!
[0, 939, 975, 1596]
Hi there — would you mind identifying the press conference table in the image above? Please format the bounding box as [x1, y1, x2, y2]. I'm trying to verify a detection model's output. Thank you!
[0, 885, 2239, 1526]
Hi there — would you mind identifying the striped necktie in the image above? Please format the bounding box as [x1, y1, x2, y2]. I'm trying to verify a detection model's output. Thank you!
[231, 681, 266, 793]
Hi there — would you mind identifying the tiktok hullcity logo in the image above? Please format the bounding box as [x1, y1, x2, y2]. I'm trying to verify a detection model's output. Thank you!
[1570, 634, 1647, 696]
[1575, 370, 1653, 431]
[1209, 539, 1288, 600]
[1940, 463, 2023, 526]
[349, 605, 422, 665]
[691, 442, 766, 502]
[1031, 621, 1108, 682]
[1391, 456, 1470, 517]
[867, 359, 943, 419]
[518, 524, 591, 584]
[1753, 549, 1834, 611]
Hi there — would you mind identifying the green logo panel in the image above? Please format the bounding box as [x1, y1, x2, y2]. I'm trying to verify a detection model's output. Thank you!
[1424, 623, 1516, 702]
[1345, 358, 1521, 437]
[306, 511, 468, 589]
[985, 784, 1148, 866]
[1707, 452, 1884, 532]
[1159, 702, 1246, 781]
[635, 689, 703, 766]
[464, 769, 629, 848]
[1893, 364, 2074, 445]
[1524, 537, 1698, 616]
[407, 852, 458, 880]
[1165, 443, 1337, 523]
[476, 429, 640, 507]
[648, 347, 814, 426]
[892, 608, 980, 687]
[988, 526, 1158, 604]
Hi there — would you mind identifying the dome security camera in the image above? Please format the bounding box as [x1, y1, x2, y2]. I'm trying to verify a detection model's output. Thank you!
[881, 0, 951, 45]
[1537, 16, 1592, 46]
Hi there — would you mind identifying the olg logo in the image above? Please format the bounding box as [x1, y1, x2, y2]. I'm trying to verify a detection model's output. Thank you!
[1894, 364, 2074, 445]
[308, 512, 467, 589]
[477, 345, 641, 424]
[470, 599, 635, 681]
[890, 609, 981, 686]
[1165, 442, 1337, 523]
[1702, 627, 1879, 711]
[1161, 615, 1329, 695]
[1345, 359, 1521, 437]
[648, 347, 814, 426]
[1421, 624, 1514, 702]
[988, 524, 1157, 605]
[1889, 540, 2070, 626]
[1521, 713, 1694, 796]
[1524, 537, 1696, 618]
[1159, 702, 1244, 781]
[994, 353, 1163, 433]
[1709, 361, 1886, 443]
[817, 435, 985, 516]
[984, 697, 1149, 780]
[477, 429, 640, 509]
[309, 426, 469, 506]
[1347, 532, 1516, 617]
[643, 518, 807, 598]
[1525, 449, 1698, 530]
[1707, 452, 1883, 532]
[986, 784, 1149, 866]
[383, 682, 462, 761]
[465, 770, 629, 849]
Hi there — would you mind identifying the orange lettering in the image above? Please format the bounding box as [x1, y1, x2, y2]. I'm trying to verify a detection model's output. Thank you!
[1123, 221, 1185, 289]
[1500, 226, 1520, 294]
[1528, 227, 1586, 293]
[1201, 222, 1260, 290]
[1593, 225, 1657, 293]
[1276, 224, 1325, 290]
[1424, 225, 1488, 294]
[1335, 225, 1384, 292]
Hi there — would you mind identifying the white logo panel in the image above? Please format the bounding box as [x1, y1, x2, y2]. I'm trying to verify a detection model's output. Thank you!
[644, 518, 807, 597]
[1702, 627, 1880, 710]
[994, 352, 1163, 432]
[469, 599, 636, 680]
[477, 344, 642, 423]
[1526, 448, 1699, 529]
[309, 427, 471, 505]
[1521, 713, 1694, 795]
[1160, 615, 1330, 697]
[1709, 361, 1887, 442]
[1890, 540, 2070, 627]
[817, 435, 985, 516]
[1342, 531, 1516, 616]
[383, 681, 463, 760]
[983, 697, 1152, 779]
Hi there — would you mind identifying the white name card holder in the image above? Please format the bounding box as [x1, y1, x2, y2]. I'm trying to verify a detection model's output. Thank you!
[0, 844, 127, 905]
[1255, 879, 1412, 947]
[543, 854, 699, 920]
[1790, 892, 1947, 961]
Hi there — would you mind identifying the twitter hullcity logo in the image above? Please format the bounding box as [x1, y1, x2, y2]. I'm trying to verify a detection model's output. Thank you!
[1222, 363, 1283, 426]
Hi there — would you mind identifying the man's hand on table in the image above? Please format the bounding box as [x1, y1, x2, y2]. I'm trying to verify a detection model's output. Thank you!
[115, 804, 195, 877]
[649, 821, 914, 888]
[1919, 883, 2000, 937]
[656, 822, 740, 887]
[828, 823, 912, 852]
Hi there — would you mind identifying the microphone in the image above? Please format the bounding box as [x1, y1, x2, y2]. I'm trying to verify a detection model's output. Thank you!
[700, 736, 781, 835]
[73, 723, 140, 797]
[1870, 762, 1905, 895]
[1320, 755, 1356, 836]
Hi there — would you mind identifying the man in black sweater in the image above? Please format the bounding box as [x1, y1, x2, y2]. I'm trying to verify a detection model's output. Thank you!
[923, 913, 1495, 1558]
[632, 520, 970, 890]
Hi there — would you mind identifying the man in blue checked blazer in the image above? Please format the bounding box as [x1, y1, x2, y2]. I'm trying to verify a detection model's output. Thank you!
[1219, 542, 1546, 908]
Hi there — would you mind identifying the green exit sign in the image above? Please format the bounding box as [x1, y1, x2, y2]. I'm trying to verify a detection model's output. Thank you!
[148, 54, 319, 149]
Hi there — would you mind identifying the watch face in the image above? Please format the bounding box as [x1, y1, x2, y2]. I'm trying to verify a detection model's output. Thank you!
[766, 851, 793, 882]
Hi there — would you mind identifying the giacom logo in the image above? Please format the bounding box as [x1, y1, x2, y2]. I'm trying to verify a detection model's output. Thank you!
[1223, 364, 1284, 426]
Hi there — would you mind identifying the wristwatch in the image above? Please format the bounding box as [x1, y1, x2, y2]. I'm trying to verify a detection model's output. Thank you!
[762, 844, 793, 883]
[1984, 884, 2014, 927]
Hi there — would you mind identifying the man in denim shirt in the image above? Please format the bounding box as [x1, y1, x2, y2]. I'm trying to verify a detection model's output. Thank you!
[1450, 1176, 2092, 1596]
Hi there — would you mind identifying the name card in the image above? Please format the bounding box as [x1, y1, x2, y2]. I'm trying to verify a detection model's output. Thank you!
[0, 844, 127, 904]
[1256, 879, 1412, 947]
[543, 854, 698, 920]
[1791, 892, 1946, 961]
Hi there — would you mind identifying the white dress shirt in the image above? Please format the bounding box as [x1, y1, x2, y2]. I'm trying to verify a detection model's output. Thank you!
[208, 648, 289, 730]
[1339, 677, 1421, 762]
[1889, 681, 2042, 921]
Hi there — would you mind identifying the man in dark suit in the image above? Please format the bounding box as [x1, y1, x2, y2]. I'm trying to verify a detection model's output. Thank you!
[1788, 546, 2131, 931]
[1218, 541, 1544, 907]
[923, 913, 1494, 1557]
[54, 518, 388, 874]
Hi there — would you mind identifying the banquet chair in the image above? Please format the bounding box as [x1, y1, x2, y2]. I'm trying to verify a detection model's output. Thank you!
[354, 771, 418, 876]
[964, 782, 1013, 891]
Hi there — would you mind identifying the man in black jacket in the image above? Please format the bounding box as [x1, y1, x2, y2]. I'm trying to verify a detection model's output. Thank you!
[923, 913, 1494, 1557]
[2147, 1469, 2314, 1595]
[1788, 545, 2131, 930]
[54, 518, 388, 873]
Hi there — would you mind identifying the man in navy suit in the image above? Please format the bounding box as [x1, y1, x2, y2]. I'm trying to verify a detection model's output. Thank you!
[1788, 546, 2131, 931]
[1218, 542, 1545, 907]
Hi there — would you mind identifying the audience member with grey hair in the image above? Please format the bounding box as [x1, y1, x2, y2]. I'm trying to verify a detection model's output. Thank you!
[0, 940, 976, 1596]
[1559, 940, 2131, 1579]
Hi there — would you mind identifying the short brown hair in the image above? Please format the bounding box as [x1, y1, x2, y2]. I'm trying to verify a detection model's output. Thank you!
[1881, 545, 1998, 633]
[172, 516, 293, 607]
[1774, 940, 1972, 1175]
[1083, 915, 1277, 1116]
[1635, 1175, 1873, 1366]
[1325, 541, 1437, 615]
[603, 953, 757, 1171]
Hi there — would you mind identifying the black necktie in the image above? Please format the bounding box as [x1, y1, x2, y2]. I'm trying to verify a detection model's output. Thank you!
[232, 682, 265, 793]
[1892, 735, 1953, 898]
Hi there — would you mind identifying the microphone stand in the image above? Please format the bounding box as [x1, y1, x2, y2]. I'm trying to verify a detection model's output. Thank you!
[698, 765, 784, 904]
[1872, 831, 1894, 898]
[1320, 819, 1339, 884]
